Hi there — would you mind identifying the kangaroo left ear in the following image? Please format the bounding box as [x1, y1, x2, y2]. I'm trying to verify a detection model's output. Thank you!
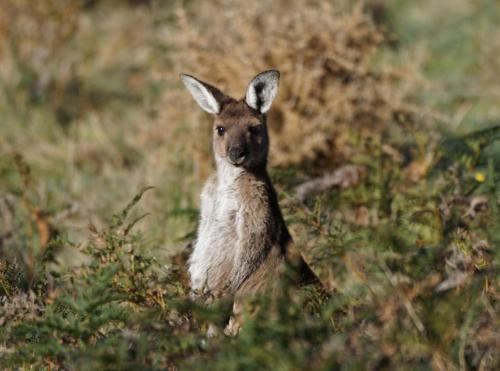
[245, 70, 280, 114]
[180, 74, 227, 115]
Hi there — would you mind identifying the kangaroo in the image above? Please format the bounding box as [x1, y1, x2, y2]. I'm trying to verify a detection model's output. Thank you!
[181, 70, 320, 335]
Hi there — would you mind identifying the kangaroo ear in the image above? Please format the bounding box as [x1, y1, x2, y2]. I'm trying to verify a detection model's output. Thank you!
[245, 70, 280, 113]
[180, 74, 226, 115]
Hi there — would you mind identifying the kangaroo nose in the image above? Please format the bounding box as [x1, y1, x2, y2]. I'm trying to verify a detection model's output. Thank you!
[228, 147, 247, 165]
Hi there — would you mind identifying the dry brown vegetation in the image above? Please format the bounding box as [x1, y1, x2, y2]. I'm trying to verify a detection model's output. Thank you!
[169, 0, 421, 169]
[0, 0, 425, 236]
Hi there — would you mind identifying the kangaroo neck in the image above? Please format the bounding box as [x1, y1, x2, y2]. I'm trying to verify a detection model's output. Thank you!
[215, 154, 268, 186]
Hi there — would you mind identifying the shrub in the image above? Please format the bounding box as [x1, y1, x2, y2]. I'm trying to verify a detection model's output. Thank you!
[168, 0, 419, 169]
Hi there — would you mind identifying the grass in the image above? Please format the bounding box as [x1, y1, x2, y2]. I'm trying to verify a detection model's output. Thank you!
[0, 0, 499, 369]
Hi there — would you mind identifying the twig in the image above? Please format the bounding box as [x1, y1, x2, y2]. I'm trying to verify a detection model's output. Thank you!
[295, 165, 366, 201]
[378, 258, 426, 336]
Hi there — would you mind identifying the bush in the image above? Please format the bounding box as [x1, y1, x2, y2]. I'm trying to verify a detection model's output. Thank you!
[168, 0, 420, 170]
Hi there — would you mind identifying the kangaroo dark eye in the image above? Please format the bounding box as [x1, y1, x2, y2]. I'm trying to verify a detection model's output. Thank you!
[216, 126, 225, 136]
[248, 125, 260, 134]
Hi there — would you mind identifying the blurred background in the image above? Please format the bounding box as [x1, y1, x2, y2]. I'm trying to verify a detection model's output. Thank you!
[0, 0, 499, 368]
[1, 0, 498, 249]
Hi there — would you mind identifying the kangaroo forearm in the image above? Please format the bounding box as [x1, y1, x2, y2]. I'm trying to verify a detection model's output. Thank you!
[230, 234, 272, 291]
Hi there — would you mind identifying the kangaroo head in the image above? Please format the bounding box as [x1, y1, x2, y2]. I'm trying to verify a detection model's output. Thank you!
[180, 70, 279, 169]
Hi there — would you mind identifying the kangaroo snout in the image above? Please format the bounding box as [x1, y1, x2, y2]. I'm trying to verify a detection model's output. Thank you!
[228, 145, 247, 165]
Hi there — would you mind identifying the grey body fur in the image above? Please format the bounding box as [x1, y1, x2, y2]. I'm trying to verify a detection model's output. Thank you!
[181, 70, 319, 334]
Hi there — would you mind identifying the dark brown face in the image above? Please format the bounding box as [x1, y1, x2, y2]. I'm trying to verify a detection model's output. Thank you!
[213, 100, 269, 169]
[180, 70, 279, 168]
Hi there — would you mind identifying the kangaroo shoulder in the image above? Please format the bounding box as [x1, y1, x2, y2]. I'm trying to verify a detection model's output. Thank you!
[237, 174, 272, 212]
[204, 173, 217, 191]
[200, 173, 217, 198]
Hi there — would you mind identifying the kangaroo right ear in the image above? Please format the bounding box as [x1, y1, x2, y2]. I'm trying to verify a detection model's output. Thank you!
[245, 70, 280, 113]
[180, 74, 226, 115]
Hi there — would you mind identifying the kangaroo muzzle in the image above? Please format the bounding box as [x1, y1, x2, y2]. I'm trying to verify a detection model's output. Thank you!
[228, 146, 247, 165]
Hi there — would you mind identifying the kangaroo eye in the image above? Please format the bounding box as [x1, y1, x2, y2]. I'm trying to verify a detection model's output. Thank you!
[248, 125, 260, 134]
[216, 126, 225, 136]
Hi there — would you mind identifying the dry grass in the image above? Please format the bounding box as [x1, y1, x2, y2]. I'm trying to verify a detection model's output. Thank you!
[0, 0, 198, 246]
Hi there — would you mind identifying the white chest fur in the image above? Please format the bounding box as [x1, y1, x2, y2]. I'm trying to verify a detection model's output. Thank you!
[188, 157, 243, 291]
